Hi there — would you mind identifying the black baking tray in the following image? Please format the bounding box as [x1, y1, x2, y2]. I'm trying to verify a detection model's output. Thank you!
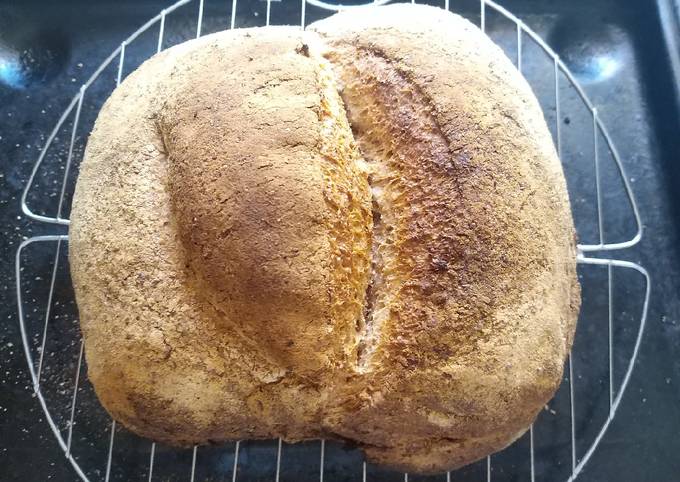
[1, 1, 679, 481]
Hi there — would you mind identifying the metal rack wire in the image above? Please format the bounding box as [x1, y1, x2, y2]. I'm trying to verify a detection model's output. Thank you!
[15, 1, 650, 481]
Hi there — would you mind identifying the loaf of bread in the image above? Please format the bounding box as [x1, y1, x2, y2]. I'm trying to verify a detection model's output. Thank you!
[69, 4, 580, 474]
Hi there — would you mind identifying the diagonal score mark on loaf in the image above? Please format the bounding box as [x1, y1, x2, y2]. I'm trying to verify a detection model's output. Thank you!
[320, 44, 470, 370]
[306, 40, 375, 370]
[311, 42, 405, 371]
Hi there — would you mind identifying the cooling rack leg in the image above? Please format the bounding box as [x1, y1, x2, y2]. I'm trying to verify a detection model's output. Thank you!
[608, 264, 614, 410]
[231, 440, 240, 482]
[36, 238, 63, 386]
[116, 43, 126, 86]
[517, 22, 523, 72]
[190, 445, 197, 481]
[319, 439, 325, 482]
[530, 424, 535, 482]
[554, 57, 562, 159]
[148, 442, 156, 482]
[104, 420, 117, 482]
[569, 355, 577, 474]
[56, 84, 85, 223]
[300, 0, 306, 29]
[480, 0, 486, 32]
[196, 0, 204, 38]
[157, 10, 166, 53]
[593, 108, 605, 245]
[66, 341, 84, 456]
[230, 0, 238, 30]
[275, 437, 282, 482]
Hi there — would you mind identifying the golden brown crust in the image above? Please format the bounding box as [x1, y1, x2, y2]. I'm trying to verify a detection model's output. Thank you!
[69, 4, 580, 475]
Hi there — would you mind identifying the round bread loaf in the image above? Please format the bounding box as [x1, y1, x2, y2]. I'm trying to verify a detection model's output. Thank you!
[69, 4, 580, 474]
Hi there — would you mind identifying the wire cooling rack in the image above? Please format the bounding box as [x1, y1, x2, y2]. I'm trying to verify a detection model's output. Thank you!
[15, 0, 650, 481]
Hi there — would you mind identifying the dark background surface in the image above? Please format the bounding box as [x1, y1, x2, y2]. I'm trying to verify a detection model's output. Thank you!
[1, 0, 680, 481]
